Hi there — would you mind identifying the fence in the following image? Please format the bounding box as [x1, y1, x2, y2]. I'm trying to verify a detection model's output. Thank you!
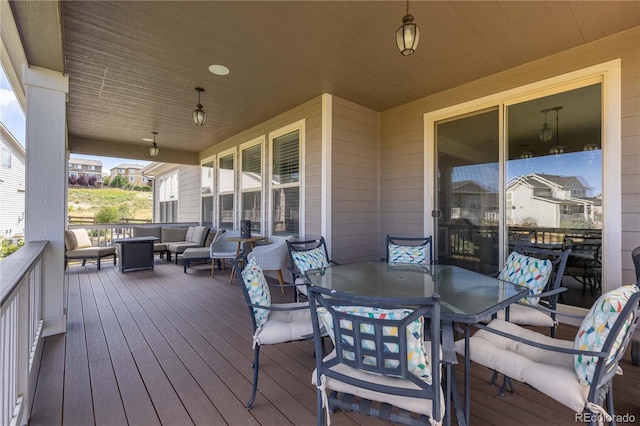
[68, 216, 152, 225]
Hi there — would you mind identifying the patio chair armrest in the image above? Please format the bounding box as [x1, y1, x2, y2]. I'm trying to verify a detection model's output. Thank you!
[521, 286, 568, 299]
[247, 302, 308, 313]
[474, 322, 606, 358]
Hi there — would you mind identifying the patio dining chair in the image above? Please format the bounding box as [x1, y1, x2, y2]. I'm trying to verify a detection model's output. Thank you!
[235, 253, 317, 409]
[287, 237, 338, 301]
[456, 284, 640, 426]
[495, 245, 571, 338]
[307, 285, 448, 426]
[384, 235, 433, 265]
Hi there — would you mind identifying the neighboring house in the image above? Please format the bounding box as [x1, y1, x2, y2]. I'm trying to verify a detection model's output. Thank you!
[449, 180, 498, 225]
[142, 163, 200, 224]
[110, 163, 148, 187]
[0, 123, 25, 239]
[68, 157, 103, 187]
[506, 173, 601, 228]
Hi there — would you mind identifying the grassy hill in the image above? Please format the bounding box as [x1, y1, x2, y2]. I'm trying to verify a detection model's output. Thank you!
[68, 188, 152, 222]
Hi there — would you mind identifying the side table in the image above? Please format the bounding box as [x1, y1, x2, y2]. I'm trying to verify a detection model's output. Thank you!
[114, 236, 158, 272]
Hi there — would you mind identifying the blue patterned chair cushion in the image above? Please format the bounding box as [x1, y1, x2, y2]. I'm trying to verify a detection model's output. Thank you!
[291, 247, 330, 273]
[574, 284, 639, 385]
[241, 257, 271, 327]
[388, 243, 427, 264]
[317, 306, 431, 384]
[498, 252, 552, 306]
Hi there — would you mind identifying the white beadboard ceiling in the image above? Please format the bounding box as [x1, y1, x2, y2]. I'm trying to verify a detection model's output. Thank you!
[8, 1, 640, 163]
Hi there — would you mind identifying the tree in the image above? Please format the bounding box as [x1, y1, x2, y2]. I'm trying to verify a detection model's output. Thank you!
[68, 175, 77, 185]
[76, 173, 88, 186]
[103, 176, 110, 186]
[110, 174, 126, 188]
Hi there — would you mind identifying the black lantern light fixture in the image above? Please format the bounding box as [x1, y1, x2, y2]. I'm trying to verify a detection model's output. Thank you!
[149, 131, 159, 157]
[396, 0, 420, 56]
[192, 87, 206, 126]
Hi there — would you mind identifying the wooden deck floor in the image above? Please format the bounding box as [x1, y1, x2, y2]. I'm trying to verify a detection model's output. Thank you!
[29, 260, 640, 426]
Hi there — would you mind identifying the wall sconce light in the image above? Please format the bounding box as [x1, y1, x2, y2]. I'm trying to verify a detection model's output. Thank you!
[396, 0, 420, 56]
[193, 87, 206, 126]
[149, 131, 159, 157]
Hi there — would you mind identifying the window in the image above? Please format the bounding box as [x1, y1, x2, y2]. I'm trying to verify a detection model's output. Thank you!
[130, 176, 134, 182]
[2, 149, 11, 167]
[158, 172, 178, 222]
[218, 151, 235, 230]
[201, 160, 214, 227]
[271, 128, 301, 236]
[241, 140, 263, 234]
[89, 165, 95, 170]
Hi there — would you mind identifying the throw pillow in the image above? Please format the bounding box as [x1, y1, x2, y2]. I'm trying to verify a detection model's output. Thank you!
[573, 284, 639, 385]
[241, 257, 271, 327]
[317, 306, 431, 384]
[291, 247, 330, 273]
[388, 243, 427, 264]
[498, 251, 552, 306]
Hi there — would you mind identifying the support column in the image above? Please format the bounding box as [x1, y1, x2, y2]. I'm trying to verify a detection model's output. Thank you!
[23, 65, 68, 336]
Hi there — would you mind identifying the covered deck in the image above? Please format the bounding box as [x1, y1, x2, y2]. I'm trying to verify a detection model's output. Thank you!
[30, 260, 640, 425]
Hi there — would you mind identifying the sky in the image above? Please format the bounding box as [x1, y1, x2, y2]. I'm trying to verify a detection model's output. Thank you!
[1, 65, 149, 174]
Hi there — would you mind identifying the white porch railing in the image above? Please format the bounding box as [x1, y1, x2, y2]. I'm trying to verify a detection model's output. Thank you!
[67, 222, 199, 247]
[1, 241, 47, 426]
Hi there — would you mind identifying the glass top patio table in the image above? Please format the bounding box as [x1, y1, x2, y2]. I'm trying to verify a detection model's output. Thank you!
[304, 261, 528, 324]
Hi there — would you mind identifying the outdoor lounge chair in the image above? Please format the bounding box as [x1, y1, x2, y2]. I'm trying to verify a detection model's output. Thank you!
[456, 284, 640, 426]
[64, 228, 116, 270]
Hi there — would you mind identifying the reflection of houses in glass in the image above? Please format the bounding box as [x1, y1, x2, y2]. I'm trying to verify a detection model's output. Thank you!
[506, 173, 601, 228]
[449, 180, 498, 225]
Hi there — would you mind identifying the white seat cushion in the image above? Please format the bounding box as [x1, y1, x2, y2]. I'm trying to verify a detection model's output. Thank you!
[312, 345, 445, 425]
[495, 303, 555, 327]
[253, 302, 313, 345]
[455, 319, 588, 413]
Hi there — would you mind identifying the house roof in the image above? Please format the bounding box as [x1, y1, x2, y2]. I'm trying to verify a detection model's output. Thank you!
[6, 1, 640, 163]
[111, 163, 144, 171]
[68, 157, 102, 167]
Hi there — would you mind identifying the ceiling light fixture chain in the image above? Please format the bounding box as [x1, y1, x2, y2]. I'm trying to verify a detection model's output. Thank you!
[396, 0, 420, 56]
[193, 87, 207, 126]
[548, 106, 563, 155]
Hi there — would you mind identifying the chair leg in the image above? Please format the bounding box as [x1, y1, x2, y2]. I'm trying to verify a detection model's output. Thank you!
[97, 257, 101, 270]
[490, 370, 499, 385]
[277, 270, 285, 294]
[247, 345, 261, 409]
[184, 260, 189, 273]
[211, 259, 215, 277]
[498, 375, 515, 396]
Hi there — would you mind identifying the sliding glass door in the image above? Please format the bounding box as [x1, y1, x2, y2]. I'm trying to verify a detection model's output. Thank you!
[435, 108, 500, 274]
[433, 83, 603, 309]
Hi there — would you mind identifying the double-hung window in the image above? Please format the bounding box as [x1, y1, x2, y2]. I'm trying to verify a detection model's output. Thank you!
[270, 128, 301, 236]
[240, 139, 263, 234]
[218, 150, 235, 230]
[158, 172, 178, 222]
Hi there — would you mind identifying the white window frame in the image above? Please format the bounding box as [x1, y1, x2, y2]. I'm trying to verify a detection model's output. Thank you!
[217, 148, 237, 230]
[158, 171, 179, 222]
[239, 136, 265, 236]
[200, 155, 216, 227]
[424, 60, 621, 321]
[268, 119, 305, 238]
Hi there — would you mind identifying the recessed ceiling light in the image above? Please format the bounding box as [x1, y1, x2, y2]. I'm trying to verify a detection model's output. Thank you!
[142, 137, 154, 142]
[209, 64, 230, 76]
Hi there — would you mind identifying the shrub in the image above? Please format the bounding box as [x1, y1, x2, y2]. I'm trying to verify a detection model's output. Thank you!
[0, 237, 25, 259]
[95, 206, 119, 224]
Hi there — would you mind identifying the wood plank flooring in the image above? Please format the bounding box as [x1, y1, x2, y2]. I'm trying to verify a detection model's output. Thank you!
[29, 260, 640, 425]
